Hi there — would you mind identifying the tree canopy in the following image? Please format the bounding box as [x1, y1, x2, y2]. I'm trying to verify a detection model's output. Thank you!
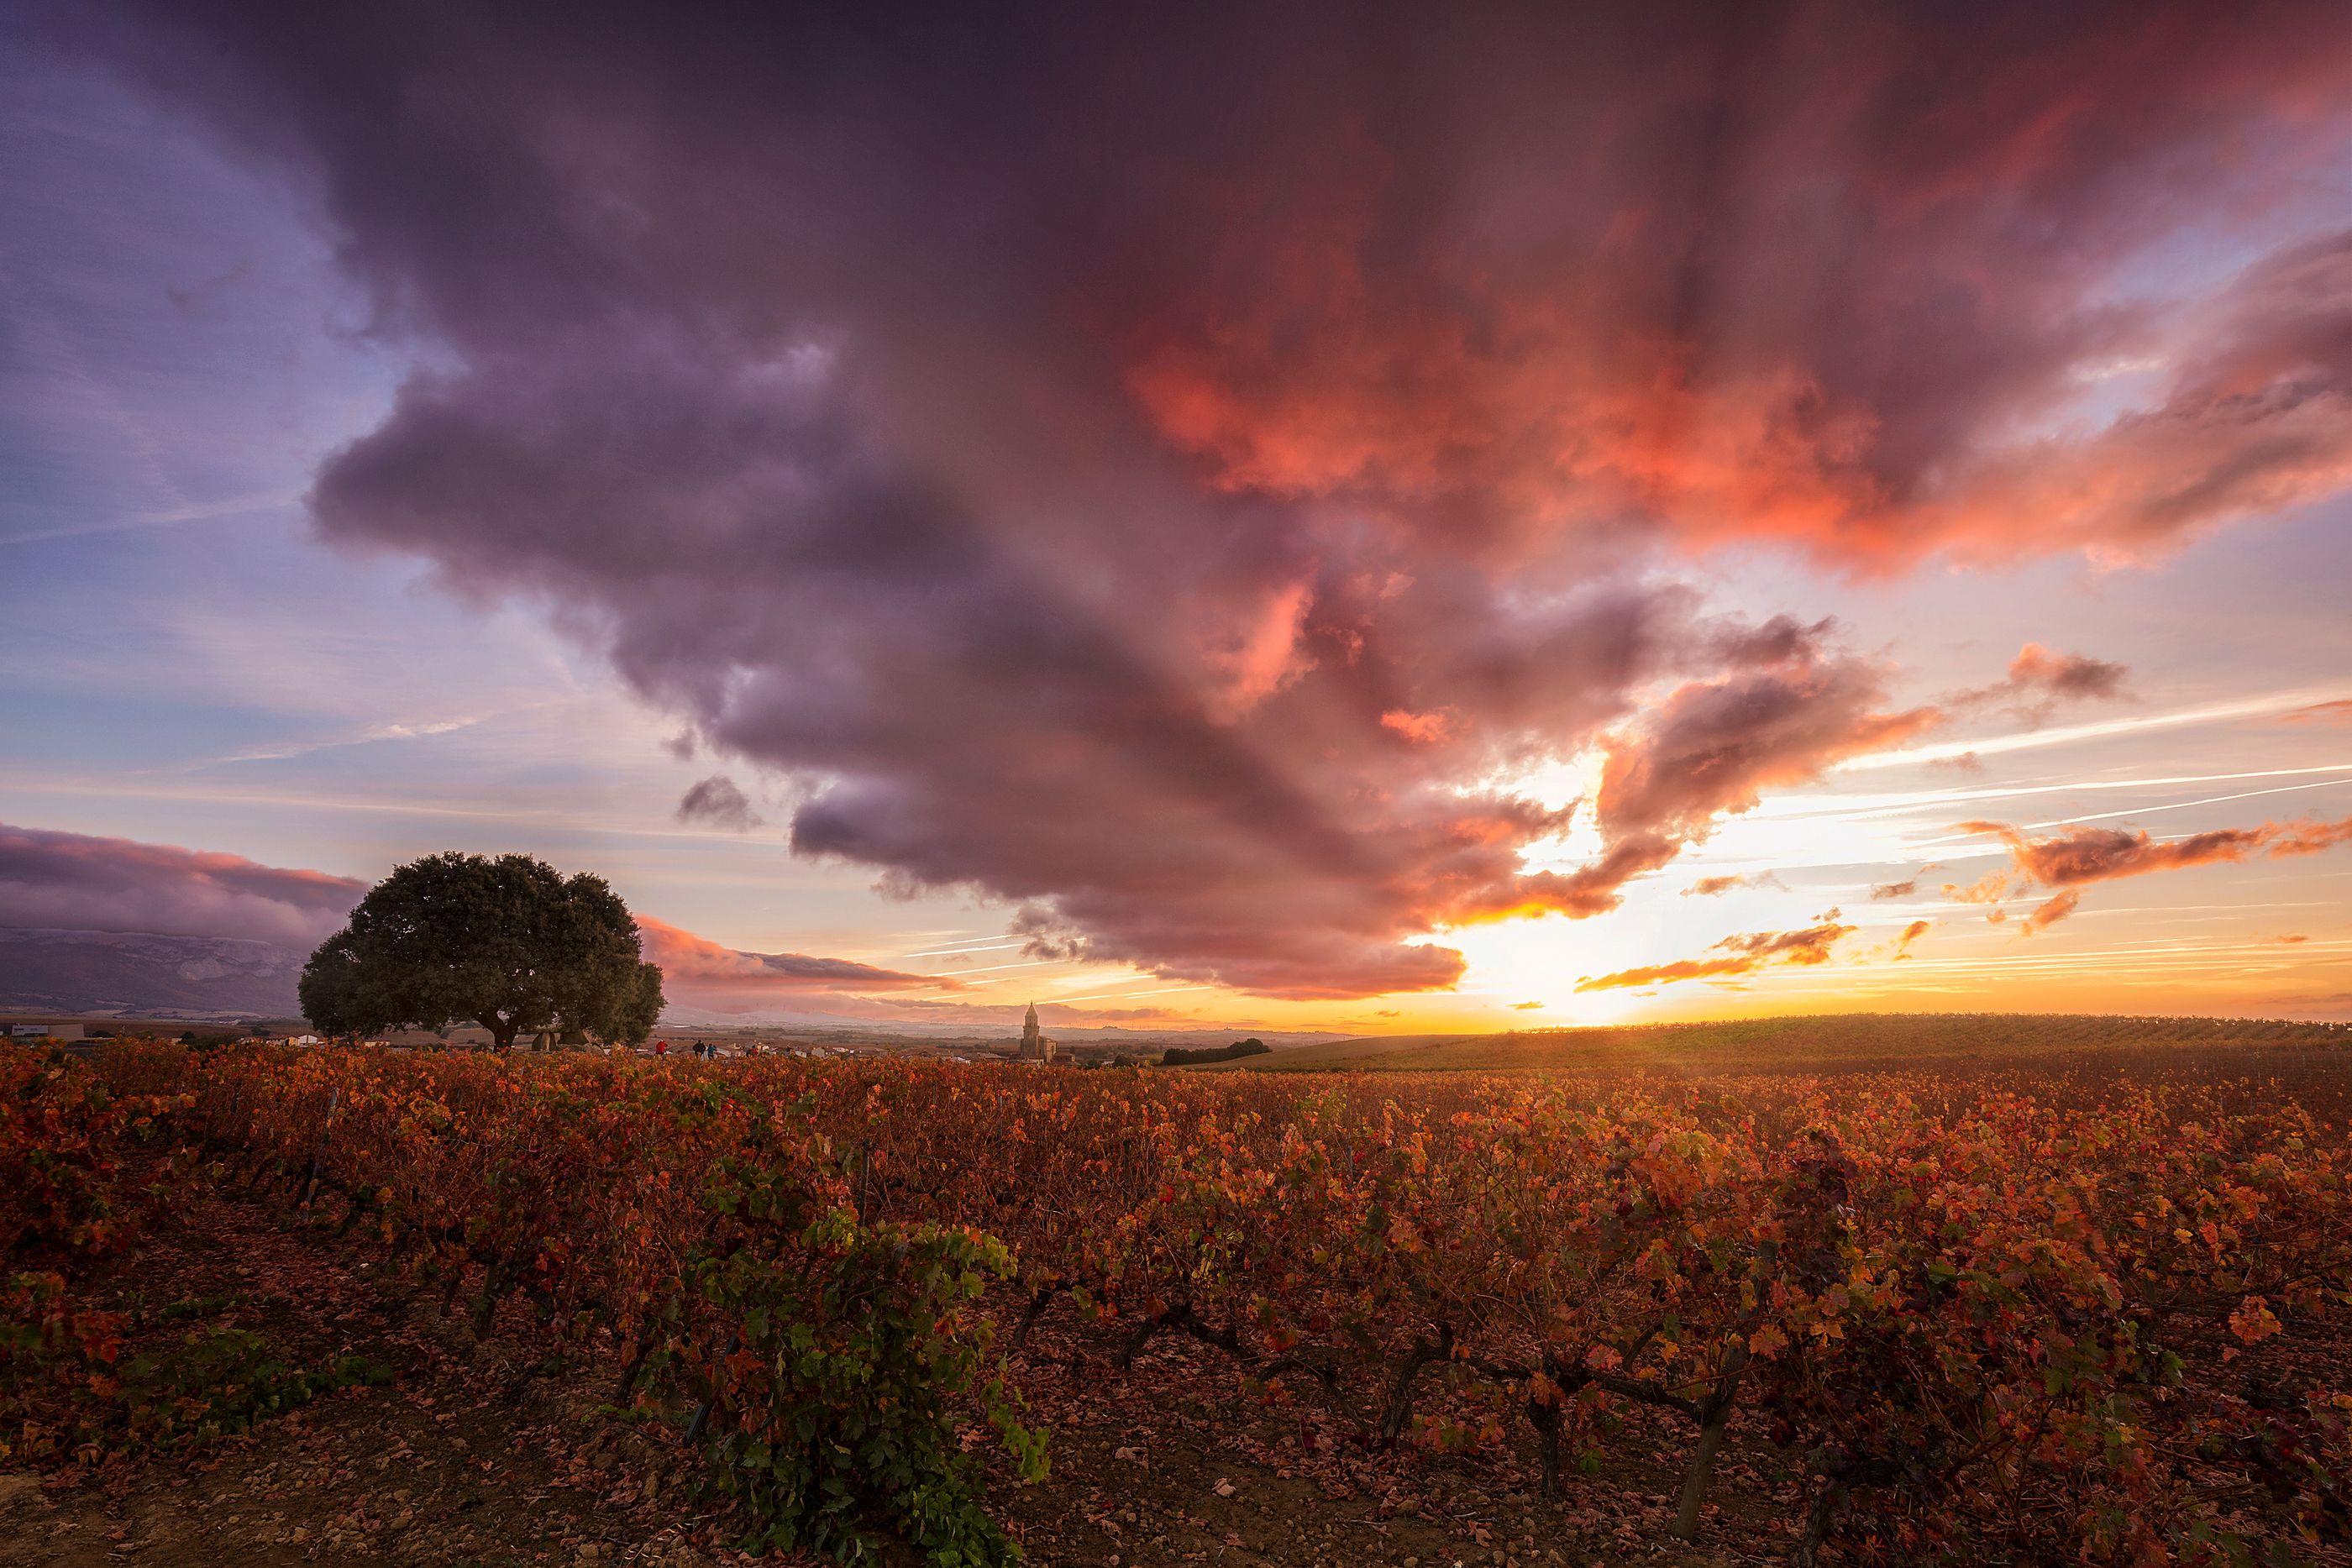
[299, 852, 664, 1048]
[1158, 1037, 1269, 1067]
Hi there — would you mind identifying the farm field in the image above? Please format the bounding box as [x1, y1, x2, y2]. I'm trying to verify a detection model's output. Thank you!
[1218, 1013, 2352, 1083]
[5, 1020, 2351, 1567]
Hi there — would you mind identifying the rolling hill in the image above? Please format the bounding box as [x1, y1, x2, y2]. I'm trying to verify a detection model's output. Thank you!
[0, 927, 307, 1020]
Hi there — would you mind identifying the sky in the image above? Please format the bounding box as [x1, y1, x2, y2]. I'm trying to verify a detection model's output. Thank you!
[3, 1, 2350, 1035]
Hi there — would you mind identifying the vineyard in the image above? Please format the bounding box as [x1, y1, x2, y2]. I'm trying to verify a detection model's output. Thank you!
[7, 1033, 2352, 1566]
[1231, 1013, 2352, 1083]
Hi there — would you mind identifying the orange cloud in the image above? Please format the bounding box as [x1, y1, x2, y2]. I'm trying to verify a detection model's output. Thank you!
[2019, 890, 2082, 935]
[634, 915, 937, 991]
[1870, 866, 1940, 899]
[1124, 129, 2352, 577]
[1379, 708, 1452, 746]
[1683, 871, 1788, 897]
[2271, 817, 2352, 856]
[1950, 812, 2352, 931]
[1576, 919, 1855, 993]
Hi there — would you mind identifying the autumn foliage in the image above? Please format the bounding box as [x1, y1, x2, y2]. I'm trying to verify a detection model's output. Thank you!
[10, 1040, 2352, 1564]
[77, 1043, 1046, 1565]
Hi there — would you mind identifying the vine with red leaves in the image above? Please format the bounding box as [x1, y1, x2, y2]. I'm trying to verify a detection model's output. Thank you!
[26, 1041, 2352, 1564]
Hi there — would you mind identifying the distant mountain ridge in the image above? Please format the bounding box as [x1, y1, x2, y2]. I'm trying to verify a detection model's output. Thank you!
[0, 927, 307, 1020]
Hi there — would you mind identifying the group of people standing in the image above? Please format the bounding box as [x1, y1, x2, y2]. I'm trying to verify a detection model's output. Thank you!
[649, 1038, 722, 1058]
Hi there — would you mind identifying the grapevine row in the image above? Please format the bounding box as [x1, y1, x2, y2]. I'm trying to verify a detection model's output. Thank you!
[76, 1045, 2352, 1562]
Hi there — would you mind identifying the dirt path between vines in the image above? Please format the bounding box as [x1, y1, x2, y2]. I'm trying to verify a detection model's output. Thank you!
[0, 1188, 1775, 1567]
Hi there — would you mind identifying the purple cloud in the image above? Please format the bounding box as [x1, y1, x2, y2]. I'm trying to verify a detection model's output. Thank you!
[675, 775, 764, 832]
[0, 821, 363, 947]
[63, 0, 2352, 997]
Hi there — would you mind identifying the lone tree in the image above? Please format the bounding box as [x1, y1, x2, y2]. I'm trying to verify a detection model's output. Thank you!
[300, 852, 664, 1049]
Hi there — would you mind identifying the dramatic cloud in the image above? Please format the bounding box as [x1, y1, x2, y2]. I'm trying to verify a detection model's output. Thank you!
[1891, 919, 1932, 957]
[0, 821, 362, 947]
[1598, 637, 1938, 847]
[1107, 15, 2352, 572]
[675, 775, 764, 832]
[71, 1, 2352, 995]
[1576, 918, 1855, 992]
[1567, 633, 1941, 910]
[1951, 812, 2352, 930]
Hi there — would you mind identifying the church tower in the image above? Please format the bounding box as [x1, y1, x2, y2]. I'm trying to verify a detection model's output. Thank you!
[1017, 1001, 1053, 1062]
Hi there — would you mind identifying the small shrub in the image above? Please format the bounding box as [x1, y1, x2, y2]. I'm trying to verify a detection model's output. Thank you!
[696, 1155, 1047, 1565]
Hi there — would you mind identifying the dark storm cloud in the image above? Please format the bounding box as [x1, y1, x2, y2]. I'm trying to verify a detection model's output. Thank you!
[0, 821, 362, 946]
[60, 0, 2352, 996]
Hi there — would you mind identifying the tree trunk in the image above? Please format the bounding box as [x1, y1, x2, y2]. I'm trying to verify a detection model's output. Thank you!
[1526, 1392, 1563, 1497]
[611, 1338, 654, 1403]
[473, 1261, 508, 1340]
[1379, 1329, 1452, 1448]
[1793, 1480, 1848, 1568]
[1672, 1342, 1749, 1540]
[1014, 1281, 1065, 1350]
[488, 1018, 518, 1051]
